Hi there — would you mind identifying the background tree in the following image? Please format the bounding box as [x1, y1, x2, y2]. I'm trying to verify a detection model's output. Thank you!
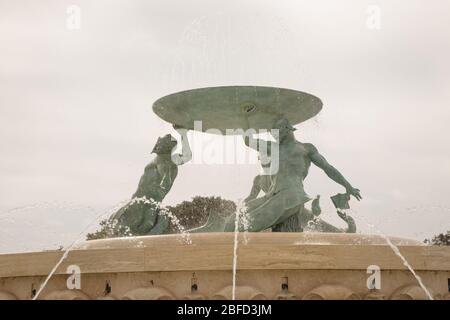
[86, 219, 130, 240]
[424, 230, 450, 246]
[165, 196, 236, 233]
[86, 196, 236, 240]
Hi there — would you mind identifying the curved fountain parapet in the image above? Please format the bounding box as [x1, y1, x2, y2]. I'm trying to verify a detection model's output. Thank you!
[0, 233, 448, 300]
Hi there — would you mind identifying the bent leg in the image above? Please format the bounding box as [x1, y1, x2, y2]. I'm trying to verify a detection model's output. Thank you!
[188, 209, 227, 233]
[225, 194, 298, 232]
[147, 213, 169, 235]
[272, 206, 302, 232]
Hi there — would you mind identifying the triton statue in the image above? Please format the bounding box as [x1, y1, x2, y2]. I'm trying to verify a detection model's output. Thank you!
[110, 125, 192, 235]
[239, 116, 361, 232]
[191, 116, 361, 232]
[112, 86, 361, 235]
[245, 174, 356, 233]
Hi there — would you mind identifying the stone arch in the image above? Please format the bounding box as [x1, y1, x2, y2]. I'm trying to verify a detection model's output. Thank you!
[302, 285, 360, 300]
[183, 293, 206, 300]
[212, 286, 266, 300]
[121, 287, 174, 300]
[43, 289, 90, 300]
[274, 291, 298, 300]
[390, 285, 432, 300]
[97, 296, 117, 300]
[0, 291, 18, 300]
[364, 291, 386, 300]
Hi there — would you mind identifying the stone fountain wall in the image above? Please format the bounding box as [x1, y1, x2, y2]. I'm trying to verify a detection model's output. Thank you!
[0, 233, 449, 300]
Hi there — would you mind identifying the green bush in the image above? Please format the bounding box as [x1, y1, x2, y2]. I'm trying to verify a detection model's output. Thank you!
[86, 196, 236, 240]
[424, 230, 450, 246]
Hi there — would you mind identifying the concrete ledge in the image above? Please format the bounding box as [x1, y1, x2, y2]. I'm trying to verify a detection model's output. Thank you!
[0, 233, 447, 278]
[0, 233, 449, 300]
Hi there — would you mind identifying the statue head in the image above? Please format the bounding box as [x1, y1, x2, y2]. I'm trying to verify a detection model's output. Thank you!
[272, 117, 296, 142]
[151, 134, 177, 154]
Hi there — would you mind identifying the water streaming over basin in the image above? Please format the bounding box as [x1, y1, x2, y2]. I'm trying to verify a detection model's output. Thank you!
[31, 197, 193, 300]
[382, 235, 433, 300]
[0, 202, 103, 254]
[231, 202, 249, 300]
[351, 209, 434, 300]
[32, 200, 129, 300]
[3, 197, 442, 300]
[127, 197, 192, 245]
[0, 201, 96, 220]
[231, 212, 240, 300]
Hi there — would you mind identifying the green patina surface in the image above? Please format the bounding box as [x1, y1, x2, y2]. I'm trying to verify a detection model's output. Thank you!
[112, 86, 361, 235]
[152, 86, 322, 134]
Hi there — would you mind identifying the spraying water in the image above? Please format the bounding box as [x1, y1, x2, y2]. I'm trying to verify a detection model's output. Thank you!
[131, 196, 192, 245]
[382, 235, 433, 300]
[353, 209, 434, 300]
[231, 201, 248, 300]
[240, 205, 250, 245]
[32, 197, 192, 299]
[32, 199, 129, 300]
[231, 211, 240, 300]
[0, 201, 97, 221]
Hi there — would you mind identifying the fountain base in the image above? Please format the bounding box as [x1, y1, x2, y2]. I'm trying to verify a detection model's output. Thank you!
[0, 233, 449, 300]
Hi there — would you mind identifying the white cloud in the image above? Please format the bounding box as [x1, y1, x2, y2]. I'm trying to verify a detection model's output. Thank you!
[1, 0, 450, 252]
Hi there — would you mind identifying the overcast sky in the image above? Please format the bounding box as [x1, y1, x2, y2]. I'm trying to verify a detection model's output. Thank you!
[1, 0, 449, 252]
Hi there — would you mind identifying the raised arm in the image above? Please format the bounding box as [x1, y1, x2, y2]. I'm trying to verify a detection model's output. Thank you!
[240, 113, 272, 154]
[305, 143, 362, 201]
[243, 132, 272, 154]
[171, 125, 192, 166]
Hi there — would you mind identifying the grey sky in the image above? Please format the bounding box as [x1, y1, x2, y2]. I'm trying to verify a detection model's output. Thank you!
[1, 0, 449, 252]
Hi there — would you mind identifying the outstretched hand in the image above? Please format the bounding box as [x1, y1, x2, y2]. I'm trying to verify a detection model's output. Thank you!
[346, 187, 362, 201]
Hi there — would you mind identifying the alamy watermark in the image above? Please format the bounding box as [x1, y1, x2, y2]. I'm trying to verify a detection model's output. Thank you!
[366, 265, 381, 290]
[66, 264, 81, 290]
[171, 121, 280, 174]
[66, 5, 81, 30]
[366, 5, 381, 30]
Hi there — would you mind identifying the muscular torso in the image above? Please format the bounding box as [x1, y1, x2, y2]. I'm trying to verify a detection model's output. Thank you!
[133, 155, 178, 202]
[277, 140, 311, 181]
